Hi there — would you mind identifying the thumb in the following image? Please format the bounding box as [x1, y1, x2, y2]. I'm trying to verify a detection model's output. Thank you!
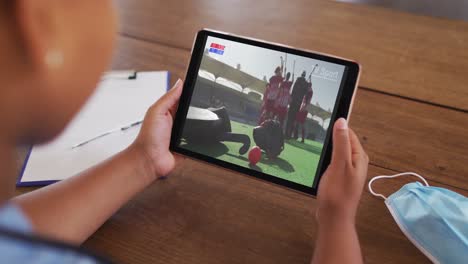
[152, 79, 183, 114]
[331, 118, 351, 166]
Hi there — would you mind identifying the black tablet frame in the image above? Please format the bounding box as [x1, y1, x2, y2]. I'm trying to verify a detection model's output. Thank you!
[170, 29, 360, 196]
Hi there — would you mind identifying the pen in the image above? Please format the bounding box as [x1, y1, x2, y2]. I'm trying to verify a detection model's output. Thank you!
[71, 120, 143, 149]
[121, 120, 143, 131]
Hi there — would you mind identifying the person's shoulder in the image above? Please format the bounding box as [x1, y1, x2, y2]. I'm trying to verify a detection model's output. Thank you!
[0, 205, 36, 263]
[0, 204, 32, 233]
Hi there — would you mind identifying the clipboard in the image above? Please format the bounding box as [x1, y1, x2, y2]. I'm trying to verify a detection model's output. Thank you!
[17, 71, 171, 187]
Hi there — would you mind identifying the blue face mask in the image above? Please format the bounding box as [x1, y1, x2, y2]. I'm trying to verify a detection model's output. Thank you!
[368, 172, 468, 264]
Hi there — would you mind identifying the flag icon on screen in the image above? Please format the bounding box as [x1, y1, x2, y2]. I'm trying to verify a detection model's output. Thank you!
[209, 43, 225, 55]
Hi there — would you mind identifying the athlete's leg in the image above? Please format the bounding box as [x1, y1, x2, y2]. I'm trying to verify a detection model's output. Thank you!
[286, 102, 300, 138]
[301, 124, 306, 143]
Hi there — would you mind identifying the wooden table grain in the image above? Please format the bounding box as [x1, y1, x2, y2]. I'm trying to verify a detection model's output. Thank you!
[115, 0, 468, 112]
[17, 1, 468, 263]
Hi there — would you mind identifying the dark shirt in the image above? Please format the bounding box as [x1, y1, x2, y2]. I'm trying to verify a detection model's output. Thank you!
[291, 76, 309, 104]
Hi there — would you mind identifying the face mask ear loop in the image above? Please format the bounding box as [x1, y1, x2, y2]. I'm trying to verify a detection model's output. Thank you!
[368, 176, 389, 200]
[368, 172, 430, 200]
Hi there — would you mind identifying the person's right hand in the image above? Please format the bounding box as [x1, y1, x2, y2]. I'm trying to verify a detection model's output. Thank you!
[316, 118, 369, 225]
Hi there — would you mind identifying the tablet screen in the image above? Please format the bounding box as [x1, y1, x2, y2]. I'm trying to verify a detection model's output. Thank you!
[175, 32, 354, 192]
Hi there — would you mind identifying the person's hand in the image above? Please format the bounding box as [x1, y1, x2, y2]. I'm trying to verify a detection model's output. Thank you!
[316, 118, 369, 226]
[130, 79, 183, 179]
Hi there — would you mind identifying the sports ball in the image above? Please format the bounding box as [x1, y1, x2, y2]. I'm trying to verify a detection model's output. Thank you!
[248, 146, 262, 165]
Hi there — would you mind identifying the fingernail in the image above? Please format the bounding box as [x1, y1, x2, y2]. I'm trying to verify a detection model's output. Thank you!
[336, 118, 348, 130]
[174, 78, 182, 88]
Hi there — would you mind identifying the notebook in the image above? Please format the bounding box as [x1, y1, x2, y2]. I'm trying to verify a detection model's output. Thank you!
[17, 71, 170, 186]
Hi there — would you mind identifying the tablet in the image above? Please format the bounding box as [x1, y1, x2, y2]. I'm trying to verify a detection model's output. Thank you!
[170, 29, 360, 195]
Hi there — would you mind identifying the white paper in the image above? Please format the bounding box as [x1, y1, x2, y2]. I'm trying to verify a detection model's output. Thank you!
[20, 71, 169, 183]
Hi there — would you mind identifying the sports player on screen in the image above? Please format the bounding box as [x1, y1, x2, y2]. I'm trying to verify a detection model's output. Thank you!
[259, 58, 284, 124]
[286, 70, 309, 138]
[274, 71, 293, 128]
[294, 83, 313, 142]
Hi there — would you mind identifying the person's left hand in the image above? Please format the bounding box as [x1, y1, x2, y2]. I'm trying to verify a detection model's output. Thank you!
[130, 79, 183, 179]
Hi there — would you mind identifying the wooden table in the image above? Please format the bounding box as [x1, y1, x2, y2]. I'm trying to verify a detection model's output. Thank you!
[18, 0, 468, 263]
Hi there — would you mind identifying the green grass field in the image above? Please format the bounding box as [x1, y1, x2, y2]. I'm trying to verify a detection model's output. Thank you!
[180, 121, 323, 187]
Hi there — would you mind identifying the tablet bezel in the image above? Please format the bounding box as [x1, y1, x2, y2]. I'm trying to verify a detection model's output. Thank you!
[170, 29, 360, 196]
